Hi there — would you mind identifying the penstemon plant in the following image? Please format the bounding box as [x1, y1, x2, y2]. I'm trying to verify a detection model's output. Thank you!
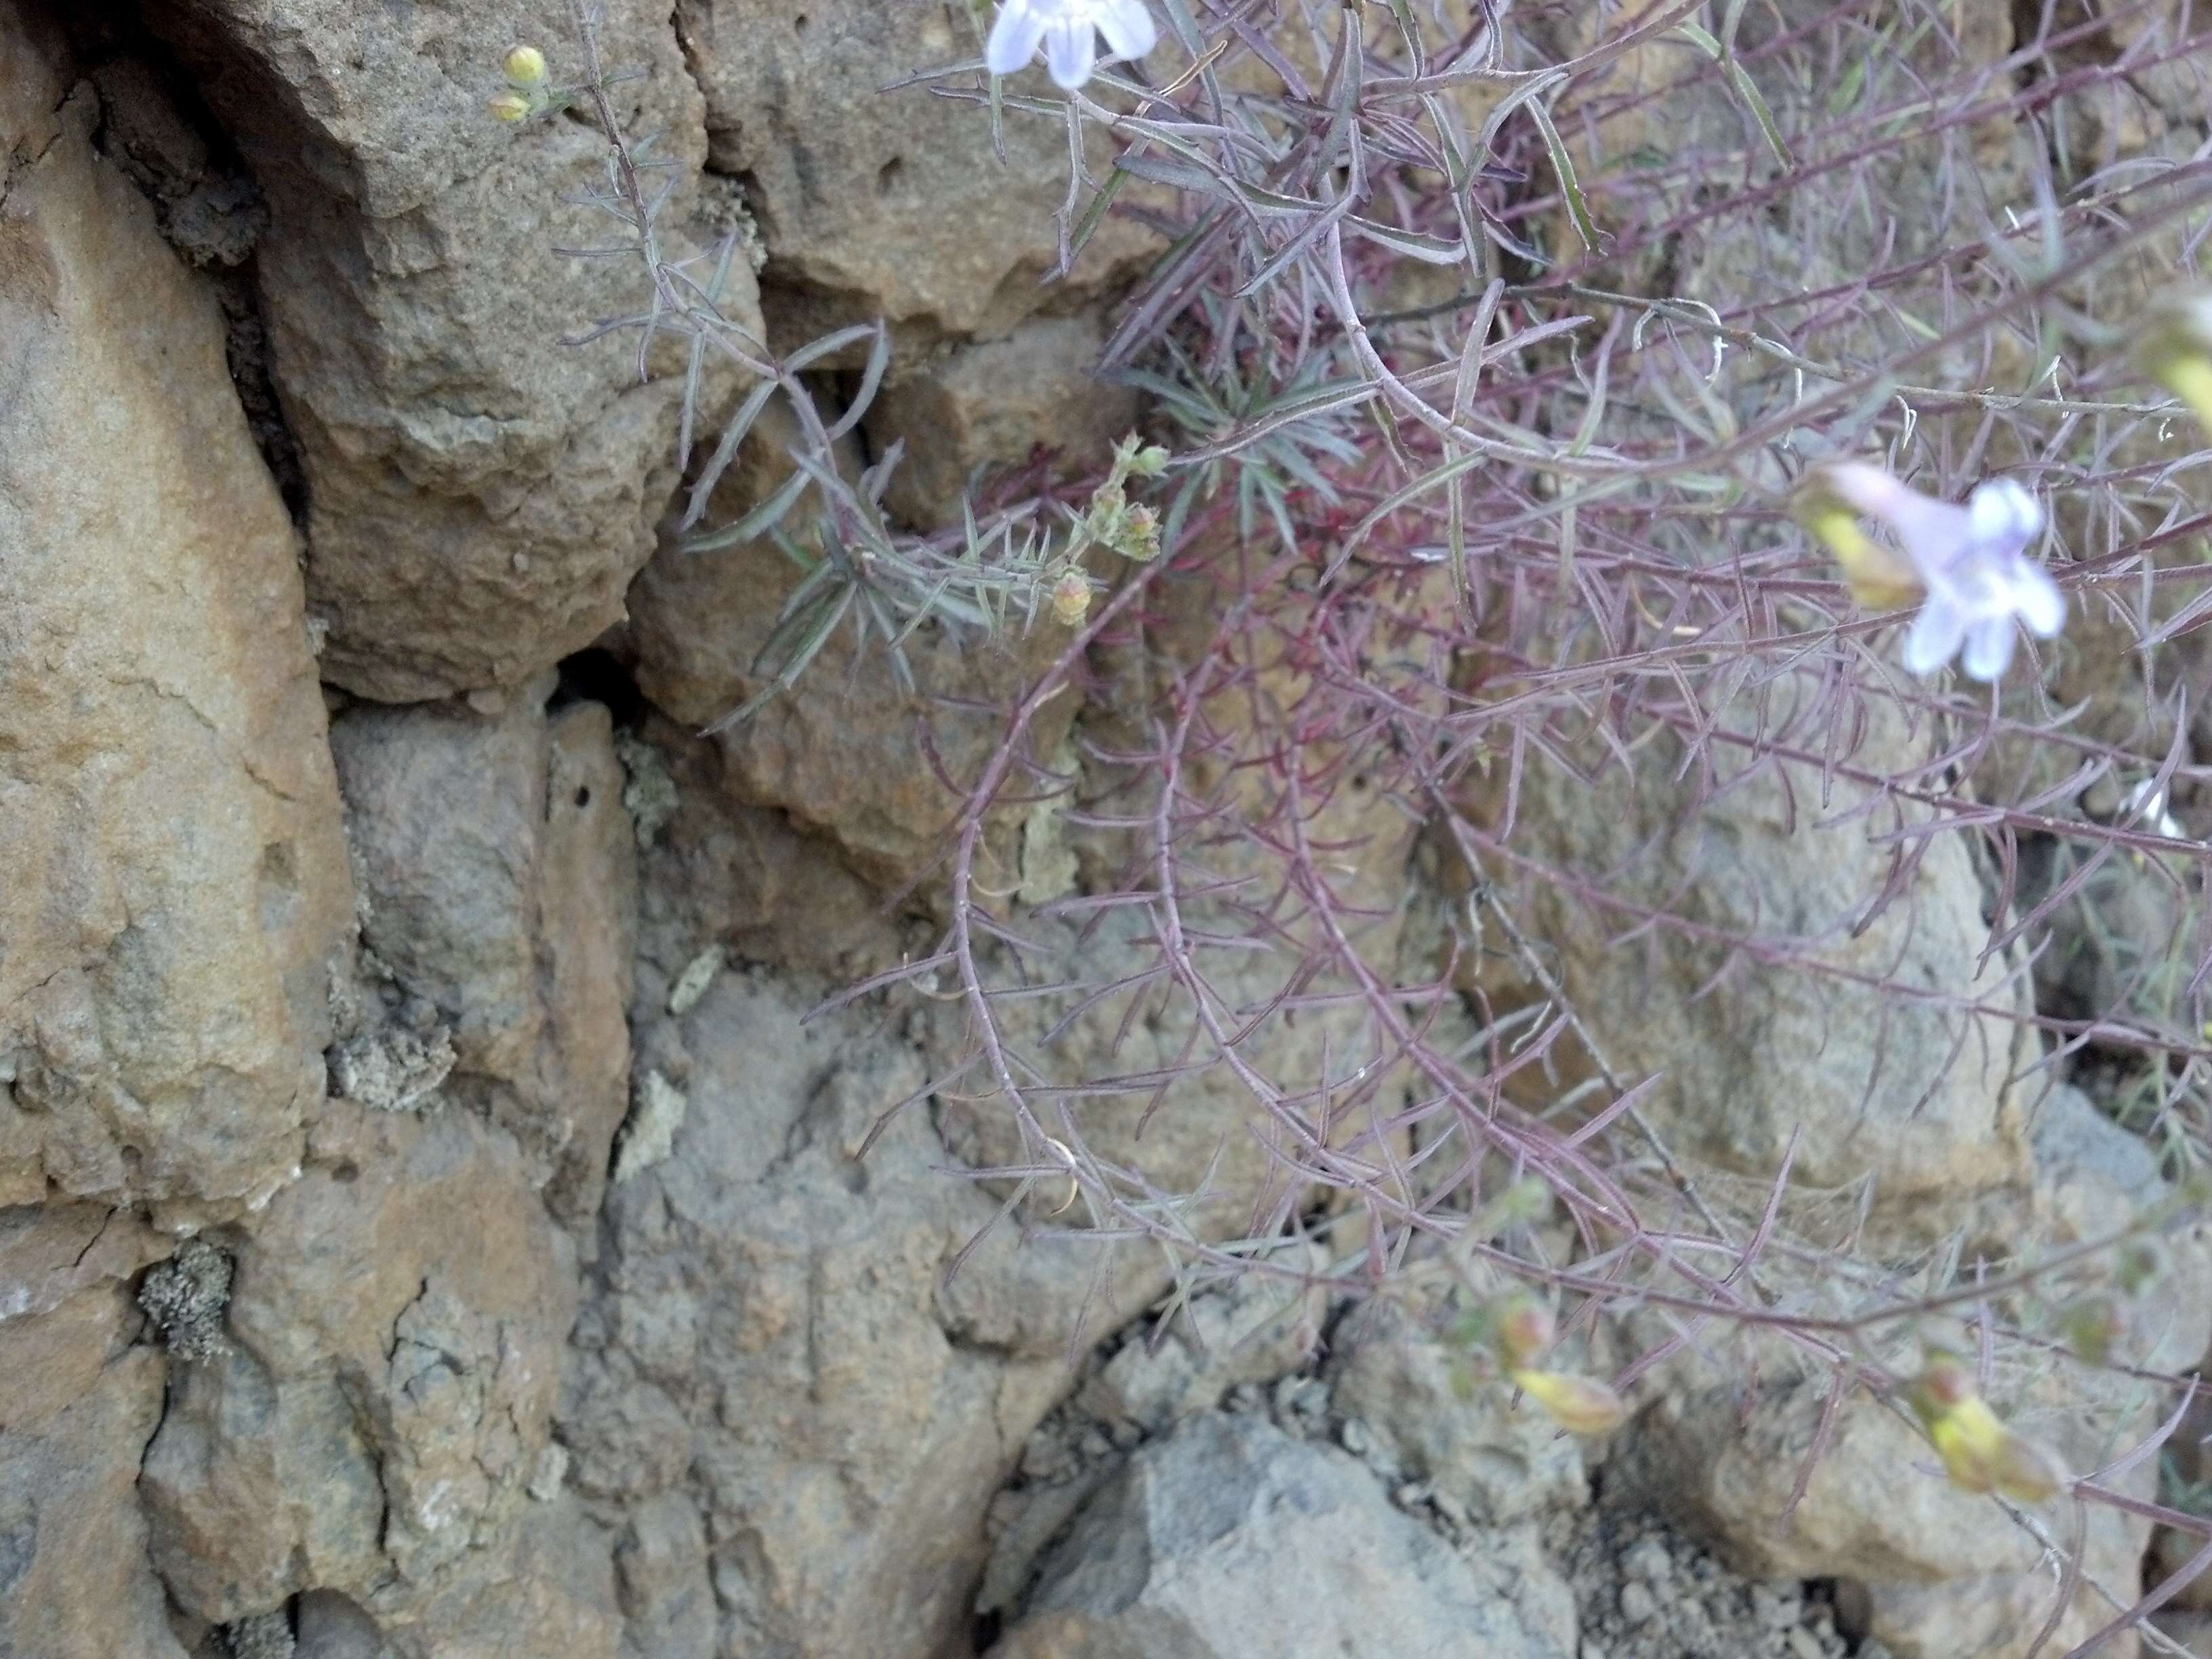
[517, 1, 2212, 1646]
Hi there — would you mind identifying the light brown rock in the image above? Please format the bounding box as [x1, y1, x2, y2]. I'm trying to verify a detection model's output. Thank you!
[0, 1341, 187, 1659]
[626, 403, 1075, 888]
[1616, 1361, 2152, 1659]
[870, 314, 1141, 529]
[0, 4, 354, 1223]
[1453, 701, 2034, 1233]
[142, 1103, 578, 1631]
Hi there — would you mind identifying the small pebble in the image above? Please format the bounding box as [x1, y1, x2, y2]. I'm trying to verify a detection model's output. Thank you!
[1338, 1418, 1374, 1456]
[1620, 1582, 1658, 1624]
[1623, 1537, 1673, 1584]
[1752, 1583, 1801, 1631]
[1432, 1491, 1469, 1529]
[1078, 1429, 1112, 1462]
[1020, 1439, 1072, 1481]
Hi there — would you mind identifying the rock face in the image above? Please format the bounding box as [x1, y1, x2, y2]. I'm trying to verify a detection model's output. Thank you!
[559, 964, 1149, 1659]
[330, 693, 639, 1224]
[0, 0, 354, 1223]
[0, 1204, 180, 1658]
[4, 1, 2208, 1656]
[675, 0, 1157, 348]
[143, 0, 754, 702]
[1325, 1298, 1587, 1529]
[1455, 704, 2034, 1231]
[140, 1103, 580, 1631]
[989, 1411, 1573, 1659]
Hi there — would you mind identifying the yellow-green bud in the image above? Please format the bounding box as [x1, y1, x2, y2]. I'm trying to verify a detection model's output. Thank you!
[504, 45, 549, 87]
[2132, 290, 2212, 436]
[488, 90, 533, 123]
[1908, 1353, 2065, 1504]
[1129, 443, 1170, 478]
[1048, 569, 1092, 627]
[1120, 503, 1162, 563]
[1509, 1368, 1627, 1436]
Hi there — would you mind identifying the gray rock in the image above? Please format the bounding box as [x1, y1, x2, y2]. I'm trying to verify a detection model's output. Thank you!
[991, 1412, 1573, 1658]
[1326, 1298, 1588, 1527]
[1076, 1251, 1327, 1434]
[558, 966, 1166, 1659]
[331, 693, 638, 1224]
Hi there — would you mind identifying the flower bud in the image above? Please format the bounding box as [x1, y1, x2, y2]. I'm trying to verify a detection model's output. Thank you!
[488, 90, 533, 123]
[1909, 1353, 2066, 1504]
[1048, 569, 1092, 627]
[1509, 1368, 1627, 1436]
[1494, 1296, 1555, 1368]
[1118, 503, 1162, 563]
[1130, 443, 1170, 478]
[2132, 289, 2212, 434]
[504, 45, 549, 87]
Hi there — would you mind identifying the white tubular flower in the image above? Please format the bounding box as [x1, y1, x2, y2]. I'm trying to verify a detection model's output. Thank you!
[987, 0, 1159, 89]
[1820, 462, 2064, 682]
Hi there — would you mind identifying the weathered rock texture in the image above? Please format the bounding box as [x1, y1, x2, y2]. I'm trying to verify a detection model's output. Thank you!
[1455, 703, 2035, 1232]
[990, 1411, 1572, 1659]
[0, 0, 353, 1223]
[676, 0, 1157, 348]
[560, 961, 1160, 1659]
[330, 692, 639, 1224]
[140, 0, 750, 703]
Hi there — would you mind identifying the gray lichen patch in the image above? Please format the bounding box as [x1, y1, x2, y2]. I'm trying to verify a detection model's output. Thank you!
[327, 1023, 457, 1113]
[219, 1609, 295, 1658]
[139, 1237, 234, 1361]
[613, 1069, 688, 1184]
[615, 729, 678, 849]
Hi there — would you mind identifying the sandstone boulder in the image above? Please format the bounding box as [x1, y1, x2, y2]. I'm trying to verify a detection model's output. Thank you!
[0, 1, 354, 1223]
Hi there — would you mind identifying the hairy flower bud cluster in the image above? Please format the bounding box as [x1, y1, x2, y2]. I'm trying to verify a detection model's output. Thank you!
[489, 44, 558, 123]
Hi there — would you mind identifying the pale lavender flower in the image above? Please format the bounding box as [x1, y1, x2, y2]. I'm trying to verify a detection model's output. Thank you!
[1820, 462, 2064, 681]
[987, 0, 1158, 89]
